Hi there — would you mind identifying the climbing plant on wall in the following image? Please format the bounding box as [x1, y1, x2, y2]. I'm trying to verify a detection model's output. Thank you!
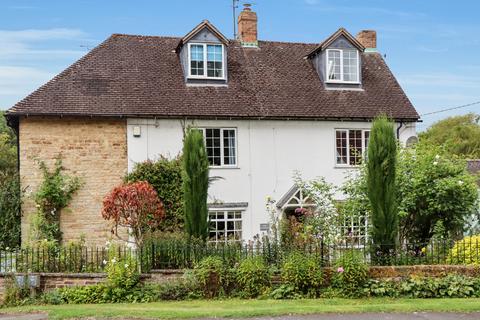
[30, 157, 82, 244]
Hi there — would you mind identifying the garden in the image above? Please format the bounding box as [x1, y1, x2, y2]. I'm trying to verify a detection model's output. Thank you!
[0, 115, 480, 314]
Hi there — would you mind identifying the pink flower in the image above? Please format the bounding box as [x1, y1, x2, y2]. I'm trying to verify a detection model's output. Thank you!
[337, 267, 344, 273]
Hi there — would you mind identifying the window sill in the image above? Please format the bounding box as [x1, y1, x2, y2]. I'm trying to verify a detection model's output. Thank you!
[209, 166, 240, 170]
[325, 80, 361, 85]
[187, 76, 226, 81]
[334, 165, 361, 169]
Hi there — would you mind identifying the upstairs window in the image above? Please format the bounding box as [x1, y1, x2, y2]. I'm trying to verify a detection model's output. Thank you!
[199, 128, 237, 167]
[188, 43, 224, 79]
[326, 49, 359, 83]
[335, 129, 370, 166]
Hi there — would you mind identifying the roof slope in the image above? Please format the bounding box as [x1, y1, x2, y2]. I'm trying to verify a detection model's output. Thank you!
[7, 34, 419, 121]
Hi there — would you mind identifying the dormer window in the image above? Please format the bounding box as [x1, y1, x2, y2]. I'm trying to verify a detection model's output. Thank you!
[188, 43, 225, 79]
[326, 49, 359, 83]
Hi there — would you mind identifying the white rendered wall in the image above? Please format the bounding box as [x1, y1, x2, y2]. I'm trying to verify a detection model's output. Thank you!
[127, 118, 416, 241]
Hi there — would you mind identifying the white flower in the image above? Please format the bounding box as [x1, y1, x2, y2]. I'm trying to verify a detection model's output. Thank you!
[5, 247, 9, 251]
[435, 154, 440, 160]
[105, 240, 111, 247]
[433, 161, 438, 166]
[102, 259, 107, 265]
[458, 180, 464, 186]
[111, 258, 116, 264]
[124, 264, 129, 268]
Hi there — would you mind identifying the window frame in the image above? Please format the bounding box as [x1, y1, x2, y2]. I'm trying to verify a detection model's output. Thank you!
[334, 129, 370, 167]
[187, 43, 226, 80]
[208, 209, 243, 244]
[325, 49, 360, 84]
[198, 127, 238, 168]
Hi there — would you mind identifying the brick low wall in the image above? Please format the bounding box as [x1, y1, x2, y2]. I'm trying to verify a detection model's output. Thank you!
[0, 265, 478, 299]
[0, 270, 184, 298]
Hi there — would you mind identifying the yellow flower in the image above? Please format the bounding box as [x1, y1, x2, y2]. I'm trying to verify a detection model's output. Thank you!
[421, 247, 426, 254]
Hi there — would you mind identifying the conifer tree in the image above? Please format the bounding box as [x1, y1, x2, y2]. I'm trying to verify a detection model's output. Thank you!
[182, 129, 210, 240]
[367, 116, 398, 260]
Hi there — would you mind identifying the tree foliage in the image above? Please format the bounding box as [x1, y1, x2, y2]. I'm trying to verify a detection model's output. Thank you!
[419, 113, 480, 158]
[102, 181, 165, 247]
[125, 156, 183, 232]
[343, 142, 479, 244]
[396, 143, 478, 242]
[366, 116, 398, 252]
[182, 129, 209, 240]
[0, 111, 20, 248]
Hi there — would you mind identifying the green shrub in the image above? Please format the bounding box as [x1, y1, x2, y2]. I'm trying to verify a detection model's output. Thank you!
[2, 276, 31, 307]
[125, 156, 183, 232]
[105, 247, 140, 290]
[332, 251, 369, 296]
[270, 284, 300, 300]
[447, 235, 480, 265]
[364, 274, 480, 298]
[281, 252, 322, 297]
[194, 256, 232, 297]
[236, 257, 271, 298]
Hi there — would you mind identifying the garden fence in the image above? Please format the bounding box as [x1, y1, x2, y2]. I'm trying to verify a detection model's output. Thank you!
[0, 238, 477, 273]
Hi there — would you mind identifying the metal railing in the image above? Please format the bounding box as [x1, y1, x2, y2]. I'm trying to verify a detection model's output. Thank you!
[0, 237, 477, 273]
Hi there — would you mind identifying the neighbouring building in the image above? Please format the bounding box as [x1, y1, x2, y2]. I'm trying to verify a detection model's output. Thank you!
[5, 6, 419, 245]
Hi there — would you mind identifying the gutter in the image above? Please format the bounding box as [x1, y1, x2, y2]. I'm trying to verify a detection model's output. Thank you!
[4, 112, 421, 124]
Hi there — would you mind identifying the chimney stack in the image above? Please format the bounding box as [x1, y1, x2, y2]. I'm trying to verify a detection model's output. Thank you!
[238, 3, 258, 47]
[356, 30, 377, 50]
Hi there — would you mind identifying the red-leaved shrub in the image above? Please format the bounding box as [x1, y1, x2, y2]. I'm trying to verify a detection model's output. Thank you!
[102, 181, 165, 247]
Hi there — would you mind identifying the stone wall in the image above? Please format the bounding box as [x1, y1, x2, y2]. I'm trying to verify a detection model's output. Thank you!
[0, 271, 184, 298]
[0, 266, 478, 299]
[19, 116, 127, 245]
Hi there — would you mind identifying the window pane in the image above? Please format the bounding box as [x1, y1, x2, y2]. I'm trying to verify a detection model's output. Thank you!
[223, 129, 236, 165]
[364, 131, 370, 152]
[208, 211, 242, 244]
[190, 45, 204, 76]
[336, 130, 347, 164]
[343, 50, 358, 82]
[349, 130, 363, 165]
[207, 45, 223, 78]
[205, 128, 221, 166]
[327, 50, 341, 80]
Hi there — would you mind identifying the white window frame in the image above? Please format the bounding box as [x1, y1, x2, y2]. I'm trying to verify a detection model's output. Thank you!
[334, 129, 370, 167]
[187, 43, 226, 80]
[325, 49, 360, 84]
[199, 127, 238, 168]
[340, 210, 369, 248]
[208, 209, 243, 244]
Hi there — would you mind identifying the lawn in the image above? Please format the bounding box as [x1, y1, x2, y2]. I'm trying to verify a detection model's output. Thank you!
[2, 298, 480, 319]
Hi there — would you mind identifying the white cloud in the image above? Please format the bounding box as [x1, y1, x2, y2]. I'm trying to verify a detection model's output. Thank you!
[0, 28, 89, 60]
[398, 73, 480, 89]
[0, 66, 54, 96]
[0, 28, 86, 41]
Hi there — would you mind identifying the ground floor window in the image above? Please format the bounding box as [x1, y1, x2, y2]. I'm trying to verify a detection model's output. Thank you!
[340, 213, 368, 246]
[208, 210, 242, 243]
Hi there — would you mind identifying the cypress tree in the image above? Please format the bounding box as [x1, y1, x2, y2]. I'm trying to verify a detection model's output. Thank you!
[367, 116, 398, 261]
[182, 129, 210, 240]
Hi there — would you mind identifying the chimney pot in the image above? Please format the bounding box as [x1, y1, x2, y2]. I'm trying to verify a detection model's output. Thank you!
[356, 30, 377, 49]
[238, 4, 258, 47]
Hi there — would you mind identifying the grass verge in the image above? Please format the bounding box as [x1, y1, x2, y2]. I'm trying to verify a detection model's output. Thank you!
[2, 298, 480, 319]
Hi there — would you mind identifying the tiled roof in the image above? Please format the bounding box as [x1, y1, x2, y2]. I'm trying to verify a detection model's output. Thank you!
[6, 34, 419, 121]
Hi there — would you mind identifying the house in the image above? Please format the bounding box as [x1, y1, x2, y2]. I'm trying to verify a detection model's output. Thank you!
[5, 5, 419, 245]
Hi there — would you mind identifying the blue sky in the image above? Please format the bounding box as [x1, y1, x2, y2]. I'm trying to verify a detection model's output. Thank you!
[1, 0, 479, 129]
